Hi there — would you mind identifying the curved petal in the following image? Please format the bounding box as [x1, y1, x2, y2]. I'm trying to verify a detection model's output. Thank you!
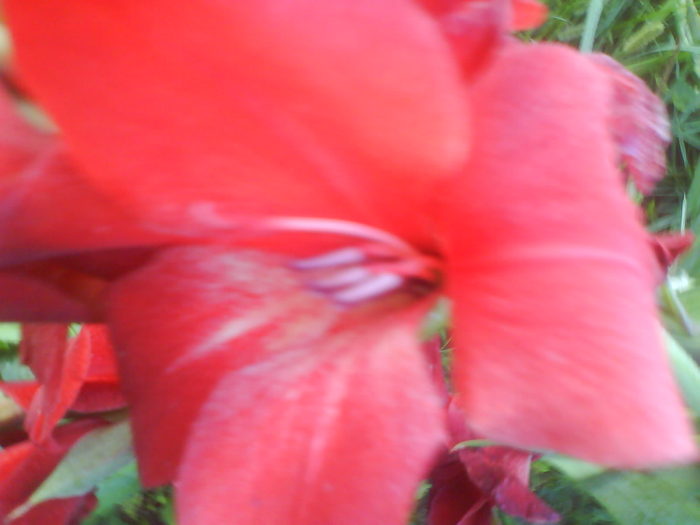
[651, 231, 694, 272]
[70, 383, 126, 414]
[0, 147, 177, 267]
[21, 325, 91, 443]
[444, 43, 696, 467]
[0, 383, 39, 412]
[5, 0, 469, 244]
[80, 325, 120, 383]
[0, 84, 175, 268]
[589, 54, 670, 195]
[458, 447, 557, 523]
[427, 455, 486, 525]
[0, 419, 104, 519]
[418, 0, 546, 78]
[106, 246, 445, 525]
[66, 325, 127, 414]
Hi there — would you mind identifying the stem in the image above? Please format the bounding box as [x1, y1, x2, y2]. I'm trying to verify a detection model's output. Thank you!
[580, 0, 605, 53]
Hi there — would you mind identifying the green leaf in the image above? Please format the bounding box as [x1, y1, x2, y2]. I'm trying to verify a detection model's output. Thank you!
[450, 439, 499, 452]
[0, 361, 34, 382]
[0, 323, 20, 344]
[580, 466, 700, 525]
[82, 462, 142, 525]
[11, 420, 134, 519]
[665, 329, 700, 415]
[542, 454, 606, 481]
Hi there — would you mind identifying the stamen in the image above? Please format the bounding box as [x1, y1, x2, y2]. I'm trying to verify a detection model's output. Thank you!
[332, 273, 405, 304]
[259, 217, 417, 255]
[290, 247, 367, 270]
[306, 267, 371, 290]
[243, 215, 442, 304]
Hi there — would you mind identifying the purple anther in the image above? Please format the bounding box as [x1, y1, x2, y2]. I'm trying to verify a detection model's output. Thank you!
[290, 247, 366, 270]
[332, 273, 404, 304]
[306, 267, 371, 290]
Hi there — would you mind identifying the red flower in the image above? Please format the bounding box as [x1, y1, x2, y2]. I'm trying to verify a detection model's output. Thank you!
[3, 324, 126, 444]
[426, 400, 558, 525]
[0, 326, 124, 523]
[0, 1, 695, 524]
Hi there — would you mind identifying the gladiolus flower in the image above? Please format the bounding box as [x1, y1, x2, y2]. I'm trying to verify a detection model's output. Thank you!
[0, 326, 124, 523]
[0, 1, 695, 524]
[2, 324, 126, 444]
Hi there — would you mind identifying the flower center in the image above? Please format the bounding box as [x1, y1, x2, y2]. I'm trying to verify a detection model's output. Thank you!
[254, 217, 443, 304]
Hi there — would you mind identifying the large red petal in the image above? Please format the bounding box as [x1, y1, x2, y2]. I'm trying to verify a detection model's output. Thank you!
[107, 246, 343, 486]
[106, 246, 445, 525]
[5, 0, 468, 245]
[444, 43, 696, 468]
[177, 316, 443, 524]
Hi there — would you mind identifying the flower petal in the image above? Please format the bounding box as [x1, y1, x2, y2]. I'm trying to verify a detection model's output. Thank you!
[107, 246, 445, 525]
[0, 148, 177, 267]
[0, 84, 48, 180]
[0, 419, 104, 520]
[589, 54, 670, 195]
[445, 43, 696, 467]
[0, 83, 175, 268]
[19, 324, 68, 384]
[458, 447, 557, 523]
[0, 265, 104, 323]
[68, 325, 127, 413]
[427, 455, 488, 525]
[70, 383, 126, 414]
[80, 325, 120, 383]
[108, 246, 340, 486]
[0, 382, 39, 412]
[177, 315, 444, 525]
[20, 325, 92, 443]
[5, 0, 469, 243]
[511, 0, 547, 30]
[651, 232, 694, 272]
